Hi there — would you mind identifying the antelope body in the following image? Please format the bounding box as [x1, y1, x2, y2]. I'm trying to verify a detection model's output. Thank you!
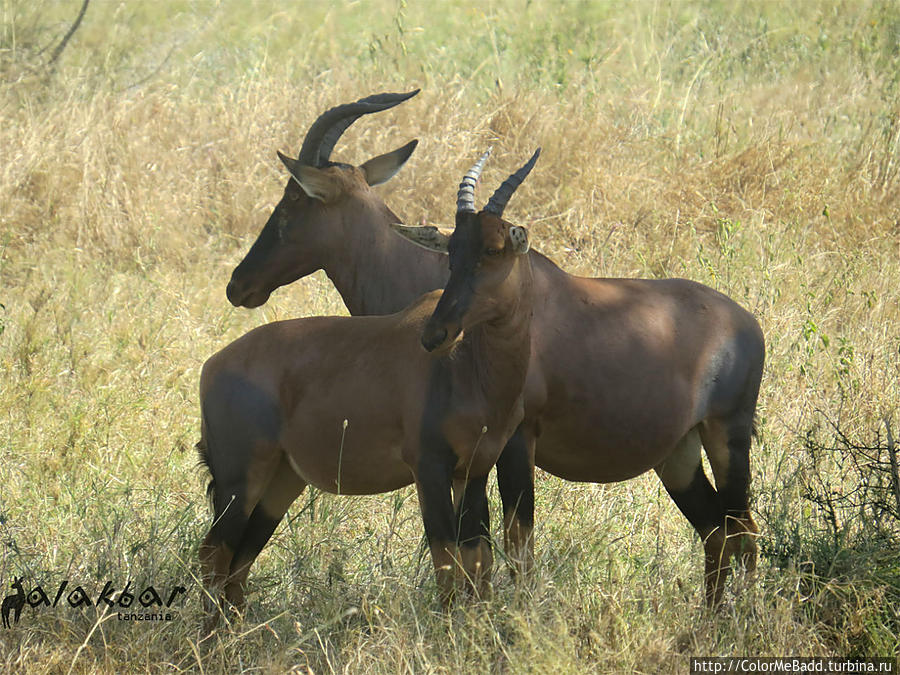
[227, 91, 765, 604]
[199, 149, 539, 625]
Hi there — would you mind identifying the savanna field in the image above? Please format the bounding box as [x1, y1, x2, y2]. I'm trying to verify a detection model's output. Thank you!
[1, 0, 899, 672]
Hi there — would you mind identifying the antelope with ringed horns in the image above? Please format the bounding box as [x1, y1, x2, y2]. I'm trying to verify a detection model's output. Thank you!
[227, 90, 765, 606]
[198, 148, 540, 626]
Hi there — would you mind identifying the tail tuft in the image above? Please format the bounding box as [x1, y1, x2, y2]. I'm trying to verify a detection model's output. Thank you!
[195, 433, 216, 508]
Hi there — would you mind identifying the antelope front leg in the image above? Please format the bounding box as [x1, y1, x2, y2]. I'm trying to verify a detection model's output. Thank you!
[455, 474, 493, 598]
[495, 425, 535, 577]
[415, 444, 460, 605]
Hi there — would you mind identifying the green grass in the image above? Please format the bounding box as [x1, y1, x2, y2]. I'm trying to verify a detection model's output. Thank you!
[1, 0, 899, 671]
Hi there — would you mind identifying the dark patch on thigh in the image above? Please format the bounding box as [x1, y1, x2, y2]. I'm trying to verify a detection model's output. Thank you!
[202, 371, 282, 491]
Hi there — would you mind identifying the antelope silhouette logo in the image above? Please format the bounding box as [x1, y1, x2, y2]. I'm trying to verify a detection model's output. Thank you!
[2, 577, 25, 628]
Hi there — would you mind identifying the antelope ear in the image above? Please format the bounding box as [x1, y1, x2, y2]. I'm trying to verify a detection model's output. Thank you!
[361, 140, 418, 186]
[390, 223, 452, 254]
[277, 150, 341, 202]
[509, 225, 530, 255]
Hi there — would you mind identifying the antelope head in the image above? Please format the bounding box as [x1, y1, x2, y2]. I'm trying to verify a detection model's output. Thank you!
[226, 90, 420, 308]
[393, 147, 540, 352]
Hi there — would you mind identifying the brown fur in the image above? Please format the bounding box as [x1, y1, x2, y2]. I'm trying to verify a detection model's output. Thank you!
[202, 210, 534, 626]
[227, 103, 764, 605]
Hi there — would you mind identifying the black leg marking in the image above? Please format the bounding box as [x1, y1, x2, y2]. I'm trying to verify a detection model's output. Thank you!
[416, 358, 464, 602]
[662, 465, 723, 538]
[495, 425, 535, 575]
[209, 487, 248, 556]
[719, 426, 759, 577]
[227, 465, 306, 589]
[455, 474, 493, 596]
[496, 426, 535, 531]
[416, 442, 458, 550]
[720, 428, 752, 520]
[417, 357, 459, 549]
[457, 474, 490, 547]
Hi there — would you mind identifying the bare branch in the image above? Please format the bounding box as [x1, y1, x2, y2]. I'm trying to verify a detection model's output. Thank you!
[47, 0, 90, 68]
[120, 42, 178, 92]
[886, 417, 900, 522]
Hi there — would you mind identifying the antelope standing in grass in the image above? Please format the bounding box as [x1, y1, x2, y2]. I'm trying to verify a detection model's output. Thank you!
[227, 91, 765, 605]
[198, 149, 540, 627]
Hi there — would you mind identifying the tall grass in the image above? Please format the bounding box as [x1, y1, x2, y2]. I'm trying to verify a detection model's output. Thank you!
[1, 0, 898, 671]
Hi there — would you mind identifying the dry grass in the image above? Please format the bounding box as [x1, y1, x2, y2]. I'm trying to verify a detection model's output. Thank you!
[1, 0, 899, 671]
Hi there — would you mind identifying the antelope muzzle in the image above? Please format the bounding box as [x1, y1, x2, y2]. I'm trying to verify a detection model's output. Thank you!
[225, 271, 271, 308]
[421, 307, 462, 353]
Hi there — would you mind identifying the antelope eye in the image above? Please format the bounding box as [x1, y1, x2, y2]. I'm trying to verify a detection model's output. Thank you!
[485, 247, 501, 257]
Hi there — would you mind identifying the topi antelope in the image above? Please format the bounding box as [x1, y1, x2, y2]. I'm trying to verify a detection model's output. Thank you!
[226, 91, 765, 606]
[225, 89, 447, 313]
[198, 149, 540, 627]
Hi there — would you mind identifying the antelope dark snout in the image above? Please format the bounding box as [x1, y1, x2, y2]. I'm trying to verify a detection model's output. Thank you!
[421, 325, 447, 352]
[226, 271, 269, 308]
[225, 276, 245, 306]
[421, 290, 464, 352]
[421, 319, 457, 352]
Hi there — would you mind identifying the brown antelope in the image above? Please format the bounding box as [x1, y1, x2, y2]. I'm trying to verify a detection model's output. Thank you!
[225, 89, 447, 313]
[227, 92, 765, 605]
[198, 149, 540, 627]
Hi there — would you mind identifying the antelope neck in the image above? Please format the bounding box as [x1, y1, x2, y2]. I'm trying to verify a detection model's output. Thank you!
[323, 202, 447, 316]
[460, 262, 534, 401]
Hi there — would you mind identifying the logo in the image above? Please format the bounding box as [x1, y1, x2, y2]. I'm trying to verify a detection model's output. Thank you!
[1, 577, 25, 628]
[2, 576, 188, 627]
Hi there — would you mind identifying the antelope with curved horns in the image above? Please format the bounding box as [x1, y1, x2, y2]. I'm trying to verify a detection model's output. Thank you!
[224, 88, 449, 312]
[198, 149, 539, 628]
[228, 94, 764, 605]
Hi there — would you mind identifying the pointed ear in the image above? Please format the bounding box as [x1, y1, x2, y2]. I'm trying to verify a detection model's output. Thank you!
[390, 223, 452, 254]
[276, 150, 341, 202]
[509, 225, 530, 255]
[360, 139, 418, 187]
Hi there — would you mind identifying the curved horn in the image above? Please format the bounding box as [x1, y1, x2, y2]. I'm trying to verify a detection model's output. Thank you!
[297, 89, 420, 167]
[484, 147, 541, 216]
[457, 147, 492, 214]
